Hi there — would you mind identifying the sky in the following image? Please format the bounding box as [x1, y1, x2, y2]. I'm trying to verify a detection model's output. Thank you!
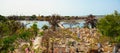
[0, 0, 120, 16]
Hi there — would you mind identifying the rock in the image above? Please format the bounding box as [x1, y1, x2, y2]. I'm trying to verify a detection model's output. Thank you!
[87, 49, 98, 53]
[108, 45, 112, 47]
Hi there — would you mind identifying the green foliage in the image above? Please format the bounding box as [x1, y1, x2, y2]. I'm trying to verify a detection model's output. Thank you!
[0, 16, 33, 52]
[42, 25, 49, 30]
[30, 23, 39, 36]
[97, 11, 120, 42]
[0, 22, 9, 36]
[31, 23, 38, 31]
[0, 15, 7, 22]
[67, 41, 72, 46]
[0, 15, 40, 52]
[0, 20, 24, 37]
[39, 31, 44, 36]
[3, 36, 17, 44]
[0, 35, 17, 52]
[19, 31, 31, 41]
[31, 15, 37, 19]
[99, 35, 112, 43]
[114, 35, 120, 43]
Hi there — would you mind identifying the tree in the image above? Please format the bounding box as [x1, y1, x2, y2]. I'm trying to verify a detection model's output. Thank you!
[0, 15, 7, 22]
[85, 14, 97, 28]
[48, 14, 61, 31]
[8, 20, 25, 35]
[97, 11, 120, 42]
[0, 20, 30, 52]
[31, 15, 37, 20]
[65, 16, 70, 20]
[0, 17, 36, 52]
[0, 20, 24, 37]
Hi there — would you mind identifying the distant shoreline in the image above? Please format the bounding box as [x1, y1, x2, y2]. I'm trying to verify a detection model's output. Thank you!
[17, 19, 85, 22]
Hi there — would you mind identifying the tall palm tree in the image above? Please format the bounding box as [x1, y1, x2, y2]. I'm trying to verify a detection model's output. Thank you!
[48, 14, 61, 31]
[85, 14, 97, 28]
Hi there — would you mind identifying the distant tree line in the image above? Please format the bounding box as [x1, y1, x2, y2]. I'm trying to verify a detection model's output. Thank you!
[4, 15, 91, 21]
[1, 14, 99, 29]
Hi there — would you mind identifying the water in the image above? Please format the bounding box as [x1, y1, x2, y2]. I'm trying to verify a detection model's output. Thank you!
[19, 20, 85, 29]
[60, 21, 85, 28]
[20, 21, 50, 29]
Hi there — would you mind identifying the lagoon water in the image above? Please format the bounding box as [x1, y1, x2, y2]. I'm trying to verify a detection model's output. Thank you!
[20, 20, 85, 29]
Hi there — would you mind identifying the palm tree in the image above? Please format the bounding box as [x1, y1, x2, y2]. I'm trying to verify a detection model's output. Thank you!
[48, 14, 61, 31]
[85, 14, 97, 28]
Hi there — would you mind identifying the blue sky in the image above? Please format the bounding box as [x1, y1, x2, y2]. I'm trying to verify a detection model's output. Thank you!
[0, 0, 120, 16]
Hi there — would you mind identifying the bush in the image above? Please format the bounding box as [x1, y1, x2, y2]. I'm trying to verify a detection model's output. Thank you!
[97, 11, 120, 42]
[42, 25, 49, 30]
